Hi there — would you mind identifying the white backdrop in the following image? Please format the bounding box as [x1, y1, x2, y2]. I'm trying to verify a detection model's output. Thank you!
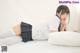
[0, 0, 80, 32]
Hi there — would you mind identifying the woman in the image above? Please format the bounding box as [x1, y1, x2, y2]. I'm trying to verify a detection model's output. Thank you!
[52, 5, 70, 32]
[0, 5, 70, 45]
[56, 5, 70, 31]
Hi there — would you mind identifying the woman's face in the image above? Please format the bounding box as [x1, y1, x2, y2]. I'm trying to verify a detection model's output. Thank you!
[59, 13, 69, 24]
[60, 13, 67, 21]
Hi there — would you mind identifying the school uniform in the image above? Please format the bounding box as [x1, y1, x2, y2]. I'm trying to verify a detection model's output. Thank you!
[0, 16, 60, 45]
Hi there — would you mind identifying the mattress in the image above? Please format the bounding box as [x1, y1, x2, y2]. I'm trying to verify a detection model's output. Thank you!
[1, 41, 80, 53]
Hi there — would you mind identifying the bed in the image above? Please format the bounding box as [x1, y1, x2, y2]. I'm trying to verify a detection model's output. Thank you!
[1, 40, 80, 53]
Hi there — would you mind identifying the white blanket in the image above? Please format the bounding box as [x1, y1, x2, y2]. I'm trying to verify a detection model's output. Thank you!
[1, 41, 80, 53]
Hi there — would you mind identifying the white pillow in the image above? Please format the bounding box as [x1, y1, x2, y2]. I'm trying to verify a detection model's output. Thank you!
[48, 31, 80, 46]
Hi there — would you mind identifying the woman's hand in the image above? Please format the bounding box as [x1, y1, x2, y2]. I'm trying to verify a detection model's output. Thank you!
[60, 20, 66, 31]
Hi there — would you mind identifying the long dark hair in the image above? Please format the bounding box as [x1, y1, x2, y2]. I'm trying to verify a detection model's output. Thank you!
[56, 5, 70, 31]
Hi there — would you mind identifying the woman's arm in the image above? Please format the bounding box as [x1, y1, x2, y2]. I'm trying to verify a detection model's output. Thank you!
[59, 20, 66, 31]
[60, 23, 66, 31]
[50, 28, 58, 32]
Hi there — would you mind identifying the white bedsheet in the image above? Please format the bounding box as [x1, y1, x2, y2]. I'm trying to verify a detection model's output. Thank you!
[1, 41, 80, 53]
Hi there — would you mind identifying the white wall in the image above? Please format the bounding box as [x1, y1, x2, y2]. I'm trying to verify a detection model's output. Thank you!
[76, 5, 80, 32]
[0, 0, 80, 32]
[0, 0, 58, 32]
